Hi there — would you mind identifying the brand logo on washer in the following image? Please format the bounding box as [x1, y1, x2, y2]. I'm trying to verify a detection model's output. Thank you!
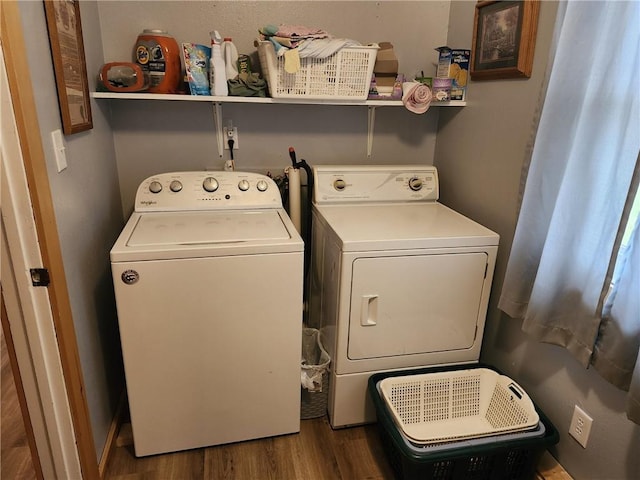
[121, 270, 139, 285]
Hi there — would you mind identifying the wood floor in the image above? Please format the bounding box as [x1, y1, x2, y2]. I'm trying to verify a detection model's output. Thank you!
[1, 330, 37, 480]
[104, 417, 395, 480]
[103, 418, 571, 480]
[104, 414, 572, 480]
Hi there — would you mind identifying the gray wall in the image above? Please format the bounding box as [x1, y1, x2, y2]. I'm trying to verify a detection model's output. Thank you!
[18, 0, 640, 474]
[20, 0, 454, 462]
[96, 0, 451, 215]
[18, 0, 124, 459]
[437, 2, 640, 479]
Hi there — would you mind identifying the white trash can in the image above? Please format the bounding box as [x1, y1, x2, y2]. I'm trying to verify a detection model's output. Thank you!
[300, 328, 330, 419]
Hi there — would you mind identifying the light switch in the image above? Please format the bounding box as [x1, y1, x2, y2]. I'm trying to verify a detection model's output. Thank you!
[51, 129, 67, 172]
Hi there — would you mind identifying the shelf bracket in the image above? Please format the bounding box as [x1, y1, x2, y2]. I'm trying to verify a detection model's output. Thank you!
[367, 106, 376, 157]
[212, 102, 224, 158]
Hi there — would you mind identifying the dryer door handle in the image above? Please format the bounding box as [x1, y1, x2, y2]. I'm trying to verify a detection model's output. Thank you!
[360, 294, 378, 326]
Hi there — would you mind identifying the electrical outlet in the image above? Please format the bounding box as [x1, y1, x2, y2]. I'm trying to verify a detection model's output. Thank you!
[569, 405, 593, 448]
[223, 126, 239, 149]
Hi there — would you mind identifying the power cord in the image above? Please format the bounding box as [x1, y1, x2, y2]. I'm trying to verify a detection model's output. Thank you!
[224, 138, 235, 171]
[228, 138, 235, 160]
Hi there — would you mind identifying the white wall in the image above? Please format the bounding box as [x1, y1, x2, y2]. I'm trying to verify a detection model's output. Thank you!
[18, 0, 124, 459]
[96, 0, 452, 215]
[436, 2, 640, 479]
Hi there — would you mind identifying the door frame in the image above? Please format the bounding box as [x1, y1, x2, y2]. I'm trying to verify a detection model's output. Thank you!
[1, 1, 99, 478]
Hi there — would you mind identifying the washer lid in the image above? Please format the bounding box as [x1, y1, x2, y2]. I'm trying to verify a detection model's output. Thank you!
[314, 202, 499, 251]
[111, 209, 303, 262]
[129, 210, 291, 246]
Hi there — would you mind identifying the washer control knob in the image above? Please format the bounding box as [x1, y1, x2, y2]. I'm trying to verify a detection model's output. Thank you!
[149, 181, 162, 194]
[408, 177, 423, 191]
[202, 177, 219, 192]
[256, 180, 268, 192]
[169, 180, 183, 192]
[238, 179, 250, 191]
[333, 179, 346, 191]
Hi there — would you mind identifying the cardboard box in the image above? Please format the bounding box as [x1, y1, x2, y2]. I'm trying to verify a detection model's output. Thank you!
[368, 74, 404, 100]
[435, 46, 453, 78]
[435, 46, 470, 101]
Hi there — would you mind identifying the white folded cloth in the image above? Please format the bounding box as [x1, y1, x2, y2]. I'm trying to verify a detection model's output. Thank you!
[296, 38, 361, 58]
[402, 81, 432, 114]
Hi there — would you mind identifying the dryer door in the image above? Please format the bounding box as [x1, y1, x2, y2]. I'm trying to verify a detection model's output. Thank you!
[347, 252, 488, 360]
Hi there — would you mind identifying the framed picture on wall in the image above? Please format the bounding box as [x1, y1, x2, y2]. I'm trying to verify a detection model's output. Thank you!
[470, 0, 540, 80]
[44, 0, 93, 134]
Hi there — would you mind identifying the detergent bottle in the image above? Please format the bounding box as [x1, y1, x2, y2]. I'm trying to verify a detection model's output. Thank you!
[223, 38, 239, 80]
[134, 29, 181, 93]
[209, 31, 228, 96]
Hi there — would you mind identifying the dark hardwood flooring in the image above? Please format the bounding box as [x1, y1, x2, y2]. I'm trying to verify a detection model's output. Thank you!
[103, 414, 564, 480]
[104, 416, 395, 480]
[1, 330, 37, 480]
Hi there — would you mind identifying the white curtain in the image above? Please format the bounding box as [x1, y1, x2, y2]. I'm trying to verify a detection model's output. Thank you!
[601, 205, 640, 422]
[499, 0, 640, 423]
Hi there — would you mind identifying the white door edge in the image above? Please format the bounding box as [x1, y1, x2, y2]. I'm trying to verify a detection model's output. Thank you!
[1, 44, 82, 480]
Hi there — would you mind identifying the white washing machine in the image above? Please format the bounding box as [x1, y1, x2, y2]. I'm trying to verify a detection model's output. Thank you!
[308, 165, 499, 428]
[110, 171, 303, 457]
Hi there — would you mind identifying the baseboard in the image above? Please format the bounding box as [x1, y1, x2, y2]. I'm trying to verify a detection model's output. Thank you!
[98, 390, 126, 479]
[536, 451, 573, 479]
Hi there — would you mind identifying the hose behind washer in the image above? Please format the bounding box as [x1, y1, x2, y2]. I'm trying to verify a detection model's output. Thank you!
[288, 147, 314, 313]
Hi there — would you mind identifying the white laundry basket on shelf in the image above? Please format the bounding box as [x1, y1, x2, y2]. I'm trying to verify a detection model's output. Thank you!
[257, 41, 378, 100]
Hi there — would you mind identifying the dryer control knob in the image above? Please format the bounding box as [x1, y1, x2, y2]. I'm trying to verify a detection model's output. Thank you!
[256, 180, 268, 192]
[149, 181, 163, 194]
[203, 177, 219, 192]
[238, 179, 250, 191]
[170, 180, 183, 192]
[408, 177, 423, 191]
[333, 179, 346, 191]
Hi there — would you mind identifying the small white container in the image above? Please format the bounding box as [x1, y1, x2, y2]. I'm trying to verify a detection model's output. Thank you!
[209, 31, 228, 96]
[223, 38, 239, 80]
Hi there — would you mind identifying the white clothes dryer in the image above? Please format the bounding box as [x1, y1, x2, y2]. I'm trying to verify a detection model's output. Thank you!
[111, 171, 303, 457]
[308, 165, 499, 428]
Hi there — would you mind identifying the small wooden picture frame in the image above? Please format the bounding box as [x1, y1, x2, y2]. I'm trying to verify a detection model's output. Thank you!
[44, 0, 93, 134]
[470, 0, 540, 80]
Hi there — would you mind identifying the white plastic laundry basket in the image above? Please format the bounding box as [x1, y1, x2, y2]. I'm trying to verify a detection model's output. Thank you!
[378, 368, 539, 445]
[257, 41, 377, 100]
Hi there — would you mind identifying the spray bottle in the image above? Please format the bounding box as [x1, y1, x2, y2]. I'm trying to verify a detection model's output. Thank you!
[209, 30, 228, 96]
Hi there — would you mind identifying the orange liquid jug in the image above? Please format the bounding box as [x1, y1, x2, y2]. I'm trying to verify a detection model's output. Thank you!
[134, 29, 181, 94]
